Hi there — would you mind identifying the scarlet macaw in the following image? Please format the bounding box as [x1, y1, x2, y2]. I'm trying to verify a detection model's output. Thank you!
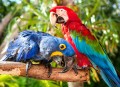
[50, 6, 120, 87]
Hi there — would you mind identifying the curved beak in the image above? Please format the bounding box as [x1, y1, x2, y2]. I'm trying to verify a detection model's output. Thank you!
[60, 55, 76, 73]
[50, 51, 65, 66]
[50, 12, 65, 26]
[52, 56, 65, 67]
[50, 51, 63, 57]
[53, 55, 77, 72]
[50, 51, 75, 68]
[52, 55, 76, 69]
[50, 12, 57, 26]
[50, 51, 77, 74]
[59, 55, 78, 75]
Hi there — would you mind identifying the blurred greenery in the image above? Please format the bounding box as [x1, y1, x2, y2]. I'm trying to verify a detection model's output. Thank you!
[0, 0, 120, 87]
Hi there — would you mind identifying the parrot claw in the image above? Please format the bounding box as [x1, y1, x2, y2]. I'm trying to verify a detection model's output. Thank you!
[45, 63, 52, 78]
[41, 59, 52, 77]
[81, 65, 88, 70]
[72, 64, 78, 75]
[59, 66, 70, 73]
[58, 55, 77, 74]
[26, 61, 32, 76]
[58, 64, 78, 76]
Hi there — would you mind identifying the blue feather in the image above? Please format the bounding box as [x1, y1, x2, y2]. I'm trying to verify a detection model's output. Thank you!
[72, 36, 120, 87]
[1, 30, 75, 63]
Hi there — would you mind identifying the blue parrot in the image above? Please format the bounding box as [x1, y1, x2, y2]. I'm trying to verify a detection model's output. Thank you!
[0, 30, 76, 76]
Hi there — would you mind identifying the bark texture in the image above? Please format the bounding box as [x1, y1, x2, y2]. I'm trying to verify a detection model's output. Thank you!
[0, 61, 89, 82]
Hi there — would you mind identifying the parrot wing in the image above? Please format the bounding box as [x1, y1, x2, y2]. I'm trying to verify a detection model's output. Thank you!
[1, 30, 41, 62]
[69, 23, 120, 87]
[1, 30, 53, 62]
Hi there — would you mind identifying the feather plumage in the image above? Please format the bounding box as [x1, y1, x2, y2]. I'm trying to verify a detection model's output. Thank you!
[1, 30, 75, 63]
[69, 22, 120, 87]
[50, 6, 120, 87]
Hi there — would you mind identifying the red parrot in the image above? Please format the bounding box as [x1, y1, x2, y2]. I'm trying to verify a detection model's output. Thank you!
[50, 6, 92, 68]
[50, 6, 120, 87]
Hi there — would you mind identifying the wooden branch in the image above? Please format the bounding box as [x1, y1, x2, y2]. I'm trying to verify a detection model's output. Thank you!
[0, 61, 89, 82]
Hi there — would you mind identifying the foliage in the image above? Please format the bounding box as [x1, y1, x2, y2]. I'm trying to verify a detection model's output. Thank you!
[0, 0, 120, 87]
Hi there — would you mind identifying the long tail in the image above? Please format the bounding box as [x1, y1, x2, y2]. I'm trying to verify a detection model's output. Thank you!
[100, 68, 120, 87]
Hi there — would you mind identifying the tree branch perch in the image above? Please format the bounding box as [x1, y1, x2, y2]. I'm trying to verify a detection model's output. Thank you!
[0, 61, 89, 82]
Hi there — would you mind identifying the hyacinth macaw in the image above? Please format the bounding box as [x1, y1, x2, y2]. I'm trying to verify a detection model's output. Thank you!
[50, 6, 120, 87]
[0, 30, 76, 76]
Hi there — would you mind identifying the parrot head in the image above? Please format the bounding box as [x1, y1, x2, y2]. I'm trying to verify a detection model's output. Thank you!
[40, 36, 76, 70]
[50, 6, 81, 26]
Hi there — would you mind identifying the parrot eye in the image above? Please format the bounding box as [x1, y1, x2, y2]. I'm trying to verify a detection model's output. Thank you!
[59, 44, 66, 50]
[60, 9, 63, 11]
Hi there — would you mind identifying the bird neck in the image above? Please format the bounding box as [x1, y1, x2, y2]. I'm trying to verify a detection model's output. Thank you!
[61, 21, 96, 40]
[62, 20, 83, 33]
[64, 20, 82, 28]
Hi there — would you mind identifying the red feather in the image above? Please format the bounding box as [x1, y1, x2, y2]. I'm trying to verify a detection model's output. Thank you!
[65, 22, 95, 40]
[62, 25, 92, 67]
[50, 6, 95, 67]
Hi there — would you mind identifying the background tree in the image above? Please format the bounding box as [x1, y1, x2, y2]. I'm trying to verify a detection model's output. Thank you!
[0, 0, 120, 87]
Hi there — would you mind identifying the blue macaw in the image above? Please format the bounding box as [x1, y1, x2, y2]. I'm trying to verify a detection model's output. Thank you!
[0, 30, 76, 76]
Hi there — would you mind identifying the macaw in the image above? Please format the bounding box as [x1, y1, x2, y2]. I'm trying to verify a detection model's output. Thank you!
[50, 6, 120, 87]
[0, 30, 76, 77]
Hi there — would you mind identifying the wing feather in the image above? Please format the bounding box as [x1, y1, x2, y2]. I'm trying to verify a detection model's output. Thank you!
[70, 30, 116, 73]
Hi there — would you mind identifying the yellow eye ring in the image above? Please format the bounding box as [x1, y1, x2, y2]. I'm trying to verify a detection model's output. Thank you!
[59, 44, 66, 50]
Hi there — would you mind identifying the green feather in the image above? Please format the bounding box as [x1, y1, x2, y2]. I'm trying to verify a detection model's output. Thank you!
[70, 30, 105, 55]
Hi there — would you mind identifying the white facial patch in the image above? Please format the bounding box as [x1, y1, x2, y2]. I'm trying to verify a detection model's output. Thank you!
[50, 12, 57, 26]
[56, 9, 69, 23]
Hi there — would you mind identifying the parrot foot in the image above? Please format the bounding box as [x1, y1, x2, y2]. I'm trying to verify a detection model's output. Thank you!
[41, 59, 52, 77]
[81, 66, 90, 74]
[59, 66, 70, 73]
[26, 61, 32, 76]
[58, 64, 78, 75]
[81, 65, 89, 70]
[58, 56, 77, 74]
[45, 63, 52, 78]
[72, 64, 78, 75]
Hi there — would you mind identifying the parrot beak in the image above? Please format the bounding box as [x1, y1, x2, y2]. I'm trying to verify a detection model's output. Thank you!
[52, 54, 78, 75]
[50, 12, 65, 26]
[50, 51, 65, 66]
[56, 16, 65, 24]
[52, 55, 75, 69]
[50, 12, 57, 26]
[52, 56, 65, 67]
[61, 55, 78, 75]
[50, 51, 77, 74]
[60, 55, 76, 73]
[50, 51, 75, 67]
[50, 51, 63, 57]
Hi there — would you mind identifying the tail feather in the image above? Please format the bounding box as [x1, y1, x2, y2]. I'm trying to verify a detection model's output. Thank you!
[100, 69, 120, 87]
[100, 70, 115, 87]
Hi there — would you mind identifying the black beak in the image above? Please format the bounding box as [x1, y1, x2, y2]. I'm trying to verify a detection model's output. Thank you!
[55, 14, 65, 24]
[56, 16, 65, 24]
[60, 55, 75, 73]
[60, 55, 78, 75]
[52, 55, 78, 75]
[52, 56, 65, 67]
